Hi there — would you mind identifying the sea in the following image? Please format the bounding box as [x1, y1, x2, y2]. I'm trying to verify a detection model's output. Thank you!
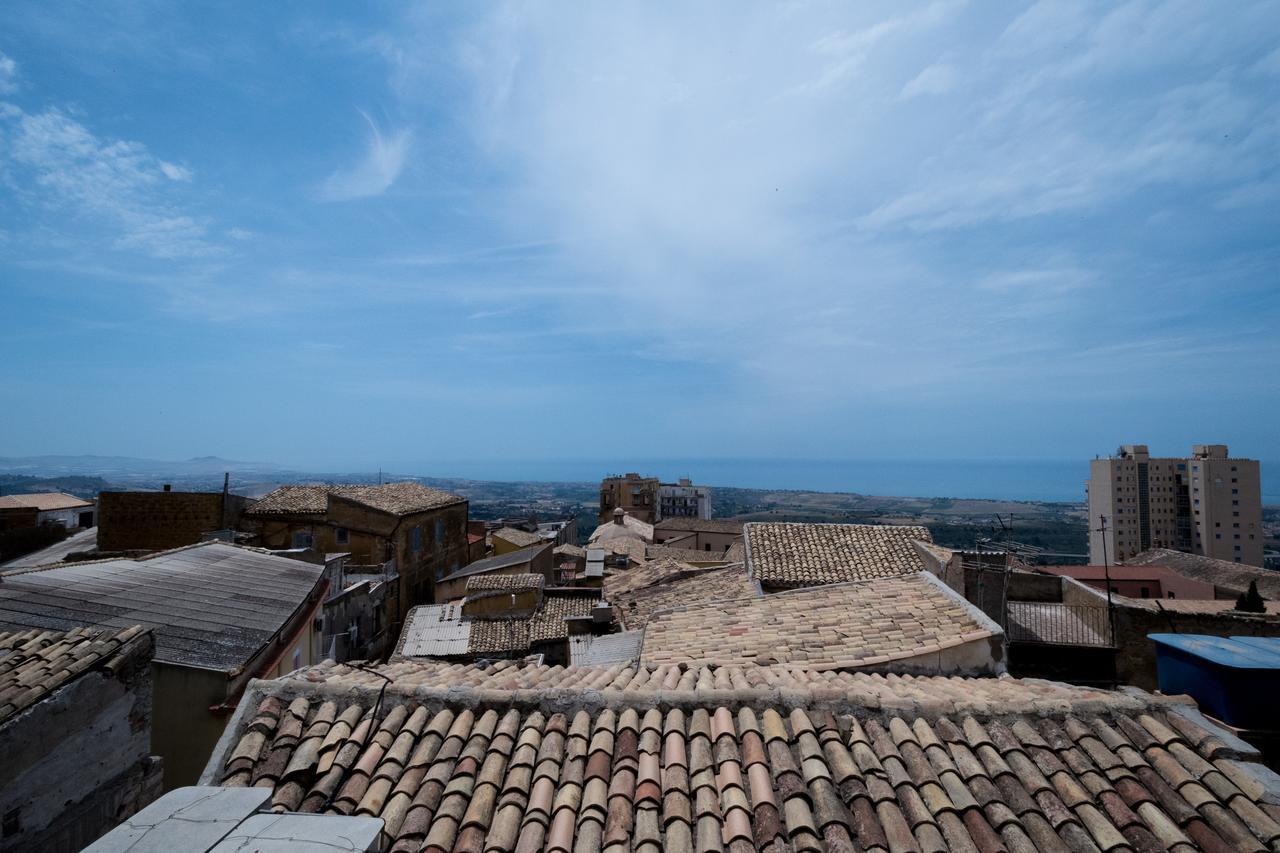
[407, 458, 1280, 504]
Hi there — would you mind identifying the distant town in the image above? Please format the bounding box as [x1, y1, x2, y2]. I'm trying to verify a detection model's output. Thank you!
[1, 445, 1279, 850]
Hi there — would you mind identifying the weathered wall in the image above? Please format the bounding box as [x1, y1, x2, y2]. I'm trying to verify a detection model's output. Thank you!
[1064, 578, 1280, 690]
[0, 633, 161, 852]
[98, 491, 248, 551]
[1007, 572, 1063, 602]
[151, 663, 232, 790]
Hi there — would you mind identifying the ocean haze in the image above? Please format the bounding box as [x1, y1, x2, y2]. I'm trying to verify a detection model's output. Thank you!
[4, 454, 1279, 504]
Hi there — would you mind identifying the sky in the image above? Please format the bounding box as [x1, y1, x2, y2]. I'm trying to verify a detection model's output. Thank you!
[1, 1, 1278, 473]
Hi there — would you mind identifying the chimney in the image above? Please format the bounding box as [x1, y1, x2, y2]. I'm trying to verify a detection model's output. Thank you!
[163, 484, 172, 492]
[613, 507, 625, 525]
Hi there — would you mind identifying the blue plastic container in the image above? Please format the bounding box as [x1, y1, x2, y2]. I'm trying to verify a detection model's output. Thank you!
[1148, 634, 1280, 729]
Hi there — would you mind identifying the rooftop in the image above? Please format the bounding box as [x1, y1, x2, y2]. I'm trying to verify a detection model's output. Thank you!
[464, 573, 545, 594]
[395, 590, 599, 659]
[438, 544, 551, 584]
[205, 656, 1280, 853]
[1127, 548, 1280, 598]
[605, 559, 757, 631]
[588, 512, 655, 545]
[745, 521, 932, 588]
[244, 482, 464, 518]
[0, 625, 148, 724]
[568, 631, 644, 667]
[641, 572, 1001, 671]
[645, 544, 735, 564]
[653, 517, 745, 535]
[0, 491, 94, 511]
[0, 541, 325, 672]
[491, 527, 543, 547]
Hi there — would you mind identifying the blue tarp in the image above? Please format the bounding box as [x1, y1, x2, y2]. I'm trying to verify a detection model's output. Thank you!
[1149, 633, 1280, 669]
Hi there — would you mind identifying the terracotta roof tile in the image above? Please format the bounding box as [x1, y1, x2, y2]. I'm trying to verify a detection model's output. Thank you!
[641, 572, 999, 672]
[606, 561, 756, 631]
[492, 527, 543, 548]
[231, 662, 1276, 853]
[0, 625, 148, 724]
[744, 521, 933, 588]
[245, 482, 464, 517]
[464, 573, 545, 594]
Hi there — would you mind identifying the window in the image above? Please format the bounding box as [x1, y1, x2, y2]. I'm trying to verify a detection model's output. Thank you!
[1168, 591, 1176, 599]
[292, 531, 313, 549]
[434, 518, 444, 550]
[1140, 587, 1150, 598]
[1232, 500, 1239, 506]
[335, 527, 349, 545]
[1234, 534, 1240, 539]
[1215, 533, 1221, 539]
[411, 525, 423, 552]
[1232, 489, 1239, 495]
[291, 648, 302, 672]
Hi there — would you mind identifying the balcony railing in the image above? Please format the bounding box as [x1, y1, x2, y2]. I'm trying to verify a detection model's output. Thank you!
[1006, 602, 1113, 647]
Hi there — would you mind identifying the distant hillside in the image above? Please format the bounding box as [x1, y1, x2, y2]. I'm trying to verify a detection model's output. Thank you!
[0, 474, 113, 499]
[0, 455, 284, 478]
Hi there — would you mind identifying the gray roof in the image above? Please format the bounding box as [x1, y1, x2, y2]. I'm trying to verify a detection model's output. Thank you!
[1127, 548, 1280, 598]
[0, 542, 324, 672]
[440, 544, 550, 582]
[395, 603, 470, 658]
[568, 631, 644, 667]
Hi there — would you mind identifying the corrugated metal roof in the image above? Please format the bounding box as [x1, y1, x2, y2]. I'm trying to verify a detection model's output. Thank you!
[395, 604, 471, 658]
[568, 631, 643, 667]
[0, 542, 323, 672]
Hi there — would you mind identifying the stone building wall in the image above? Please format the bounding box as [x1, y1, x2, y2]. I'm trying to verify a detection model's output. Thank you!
[97, 491, 248, 551]
[0, 632, 162, 852]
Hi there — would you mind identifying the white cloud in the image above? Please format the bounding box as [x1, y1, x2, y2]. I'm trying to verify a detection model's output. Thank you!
[0, 51, 16, 94]
[899, 63, 956, 99]
[1, 104, 221, 258]
[158, 160, 192, 181]
[317, 110, 411, 201]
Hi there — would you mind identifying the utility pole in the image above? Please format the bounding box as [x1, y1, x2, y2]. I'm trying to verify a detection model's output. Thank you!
[1096, 514, 1116, 648]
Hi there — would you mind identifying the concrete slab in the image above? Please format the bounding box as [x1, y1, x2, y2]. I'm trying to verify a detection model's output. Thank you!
[208, 813, 384, 852]
[83, 786, 269, 852]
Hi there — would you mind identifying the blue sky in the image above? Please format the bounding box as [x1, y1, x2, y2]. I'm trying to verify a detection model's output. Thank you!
[1, 1, 1277, 472]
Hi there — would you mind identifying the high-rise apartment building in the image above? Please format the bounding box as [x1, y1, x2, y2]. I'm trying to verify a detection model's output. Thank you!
[656, 478, 712, 520]
[1087, 444, 1263, 567]
[599, 473, 659, 523]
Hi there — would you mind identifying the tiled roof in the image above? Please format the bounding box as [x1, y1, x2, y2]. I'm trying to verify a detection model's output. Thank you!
[642, 573, 1000, 671]
[553, 544, 586, 559]
[1120, 596, 1280, 616]
[0, 491, 94, 511]
[745, 521, 932, 588]
[0, 625, 148, 724]
[245, 482, 464, 517]
[492, 527, 543, 548]
[587, 536, 648, 566]
[465, 574, 545, 594]
[0, 541, 324, 672]
[645, 544, 734, 563]
[607, 561, 756, 631]
[1128, 548, 1280, 599]
[654, 518, 745, 535]
[211, 658, 1280, 852]
[588, 514, 655, 545]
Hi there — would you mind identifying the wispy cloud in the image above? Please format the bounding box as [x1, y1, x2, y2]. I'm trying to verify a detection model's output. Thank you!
[0, 51, 17, 94]
[317, 110, 411, 201]
[0, 69, 221, 259]
[899, 62, 956, 99]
